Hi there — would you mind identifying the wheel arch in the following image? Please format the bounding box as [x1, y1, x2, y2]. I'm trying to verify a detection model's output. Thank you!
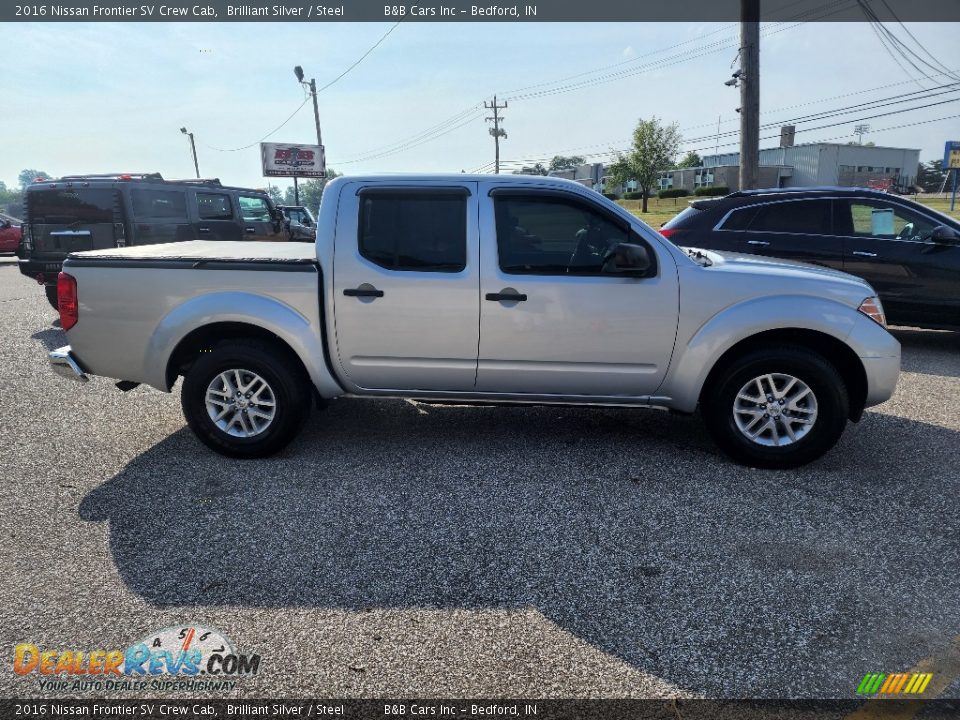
[698, 328, 868, 422]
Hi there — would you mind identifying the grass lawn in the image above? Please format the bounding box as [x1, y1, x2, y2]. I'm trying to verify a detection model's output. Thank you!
[619, 194, 960, 228]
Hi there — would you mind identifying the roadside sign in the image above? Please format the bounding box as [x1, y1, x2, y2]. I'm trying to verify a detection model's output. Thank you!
[261, 142, 326, 178]
[944, 141, 960, 170]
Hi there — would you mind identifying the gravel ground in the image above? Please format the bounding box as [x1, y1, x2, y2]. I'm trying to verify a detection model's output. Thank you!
[1, 258, 958, 701]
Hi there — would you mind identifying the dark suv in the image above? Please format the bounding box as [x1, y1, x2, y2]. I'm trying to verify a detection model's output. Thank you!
[18, 173, 288, 308]
[661, 187, 960, 330]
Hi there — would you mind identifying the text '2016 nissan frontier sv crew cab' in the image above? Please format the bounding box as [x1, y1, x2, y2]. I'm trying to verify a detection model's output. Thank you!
[48, 175, 900, 468]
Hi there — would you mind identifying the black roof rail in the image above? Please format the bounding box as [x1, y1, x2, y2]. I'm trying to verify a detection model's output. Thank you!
[58, 173, 164, 181]
[166, 178, 223, 187]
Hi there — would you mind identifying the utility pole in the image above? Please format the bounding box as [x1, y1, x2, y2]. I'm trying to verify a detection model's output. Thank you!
[854, 123, 870, 145]
[485, 96, 508, 174]
[739, 0, 760, 191]
[293, 65, 326, 207]
[180, 127, 200, 179]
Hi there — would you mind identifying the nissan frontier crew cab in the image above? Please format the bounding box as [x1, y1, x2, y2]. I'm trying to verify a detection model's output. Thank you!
[48, 175, 901, 468]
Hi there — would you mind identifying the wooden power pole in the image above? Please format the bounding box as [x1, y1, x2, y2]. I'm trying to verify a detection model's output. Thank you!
[739, 0, 760, 191]
[485, 96, 508, 174]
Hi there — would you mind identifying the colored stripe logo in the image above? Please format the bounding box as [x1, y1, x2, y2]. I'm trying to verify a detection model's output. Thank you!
[856, 672, 933, 695]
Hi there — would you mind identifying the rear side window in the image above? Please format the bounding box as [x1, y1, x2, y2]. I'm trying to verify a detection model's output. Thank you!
[743, 200, 832, 235]
[197, 192, 233, 220]
[358, 191, 467, 272]
[132, 189, 188, 220]
[238, 195, 272, 222]
[29, 189, 118, 224]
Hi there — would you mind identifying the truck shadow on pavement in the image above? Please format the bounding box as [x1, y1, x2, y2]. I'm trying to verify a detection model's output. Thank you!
[78, 398, 960, 697]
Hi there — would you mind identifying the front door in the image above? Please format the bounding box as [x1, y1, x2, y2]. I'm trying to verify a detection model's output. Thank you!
[193, 191, 241, 241]
[836, 198, 960, 327]
[237, 194, 278, 241]
[332, 183, 481, 392]
[476, 188, 679, 397]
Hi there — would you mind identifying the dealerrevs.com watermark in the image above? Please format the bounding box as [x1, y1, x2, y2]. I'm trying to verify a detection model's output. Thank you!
[13, 625, 261, 693]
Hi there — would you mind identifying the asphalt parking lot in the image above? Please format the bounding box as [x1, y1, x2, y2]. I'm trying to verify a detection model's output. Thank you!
[1, 257, 958, 702]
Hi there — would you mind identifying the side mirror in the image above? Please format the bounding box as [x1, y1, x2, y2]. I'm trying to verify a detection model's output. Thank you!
[930, 225, 960, 244]
[602, 242, 653, 276]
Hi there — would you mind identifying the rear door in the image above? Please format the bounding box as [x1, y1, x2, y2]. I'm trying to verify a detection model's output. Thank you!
[193, 190, 241, 241]
[237, 194, 279, 241]
[721, 198, 843, 270]
[129, 187, 193, 245]
[836, 197, 960, 326]
[28, 186, 123, 257]
[332, 183, 480, 392]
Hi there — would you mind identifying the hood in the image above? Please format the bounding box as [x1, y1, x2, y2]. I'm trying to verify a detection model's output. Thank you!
[682, 246, 871, 288]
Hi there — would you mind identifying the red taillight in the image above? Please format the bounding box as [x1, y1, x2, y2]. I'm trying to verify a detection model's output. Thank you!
[57, 272, 78, 331]
[659, 227, 677, 238]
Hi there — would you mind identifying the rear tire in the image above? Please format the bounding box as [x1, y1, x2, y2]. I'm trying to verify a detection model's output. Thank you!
[701, 345, 849, 469]
[45, 285, 59, 311]
[181, 338, 310, 458]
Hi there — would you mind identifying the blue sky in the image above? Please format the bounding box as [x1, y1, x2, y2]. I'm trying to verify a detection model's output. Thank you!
[0, 20, 957, 191]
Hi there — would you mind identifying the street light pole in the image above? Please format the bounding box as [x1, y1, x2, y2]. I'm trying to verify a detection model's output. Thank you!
[180, 127, 200, 179]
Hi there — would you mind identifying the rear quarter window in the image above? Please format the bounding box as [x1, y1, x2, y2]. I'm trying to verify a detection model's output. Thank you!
[662, 206, 701, 229]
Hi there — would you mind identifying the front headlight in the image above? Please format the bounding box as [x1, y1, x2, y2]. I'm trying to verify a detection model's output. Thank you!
[858, 296, 887, 327]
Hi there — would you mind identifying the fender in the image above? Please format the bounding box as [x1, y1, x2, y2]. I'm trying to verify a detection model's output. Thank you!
[141, 291, 342, 397]
[662, 294, 869, 413]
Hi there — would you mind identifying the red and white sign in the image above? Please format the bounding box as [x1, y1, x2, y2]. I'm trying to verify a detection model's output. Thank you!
[261, 142, 326, 178]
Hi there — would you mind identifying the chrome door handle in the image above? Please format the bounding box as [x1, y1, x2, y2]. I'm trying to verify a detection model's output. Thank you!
[245, 227, 256, 234]
[852, 251, 878, 258]
[198, 227, 210, 233]
[747, 240, 770, 246]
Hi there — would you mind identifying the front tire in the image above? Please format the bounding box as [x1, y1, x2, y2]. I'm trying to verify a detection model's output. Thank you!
[701, 345, 849, 469]
[181, 339, 310, 458]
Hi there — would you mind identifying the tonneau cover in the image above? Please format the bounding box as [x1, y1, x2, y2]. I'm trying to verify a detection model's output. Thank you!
[66, 240, 316, 264]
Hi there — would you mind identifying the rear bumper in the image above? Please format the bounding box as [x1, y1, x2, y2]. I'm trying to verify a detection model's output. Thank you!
[19, 257, 65, 283]
[49, 346, 89, 383]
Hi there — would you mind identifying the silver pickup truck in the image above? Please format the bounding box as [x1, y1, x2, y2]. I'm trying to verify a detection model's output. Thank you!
[49, 174, 900, 468]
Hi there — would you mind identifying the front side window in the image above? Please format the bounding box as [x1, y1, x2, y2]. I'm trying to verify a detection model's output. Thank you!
[747, 200, 831, 235]
[843, 201, 937, 242]
[131, 189, 187, 220]
[238, 195, 272, 222]
[358, 191, 466, 272]
[494, 195, 630, 275]
[197, 192, 233, 220]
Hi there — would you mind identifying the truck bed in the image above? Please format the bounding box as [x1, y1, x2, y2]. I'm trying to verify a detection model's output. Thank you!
[67, 240, 316, 265]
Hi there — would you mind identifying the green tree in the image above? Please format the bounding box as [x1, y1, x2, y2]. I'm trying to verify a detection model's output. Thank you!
[548, 155, 585, 172]
[18, 169, 50, 189]
[607, 117, 681, 213]
[676, 151, 702, 168]
[916, 159, 947, 193]
[265, 185, 283, 205]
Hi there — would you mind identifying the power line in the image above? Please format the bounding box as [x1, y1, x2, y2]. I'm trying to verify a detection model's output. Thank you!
[316, 22, 402, 93]
[207, 23, 401, 153]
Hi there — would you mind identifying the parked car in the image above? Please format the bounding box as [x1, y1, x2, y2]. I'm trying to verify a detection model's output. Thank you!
[47, 174, 899, 468]
[0, 218, 20, 254]
[18, 173, 288, 308]
[278, 204, 317, 242]
[660, 187, 960, 330]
